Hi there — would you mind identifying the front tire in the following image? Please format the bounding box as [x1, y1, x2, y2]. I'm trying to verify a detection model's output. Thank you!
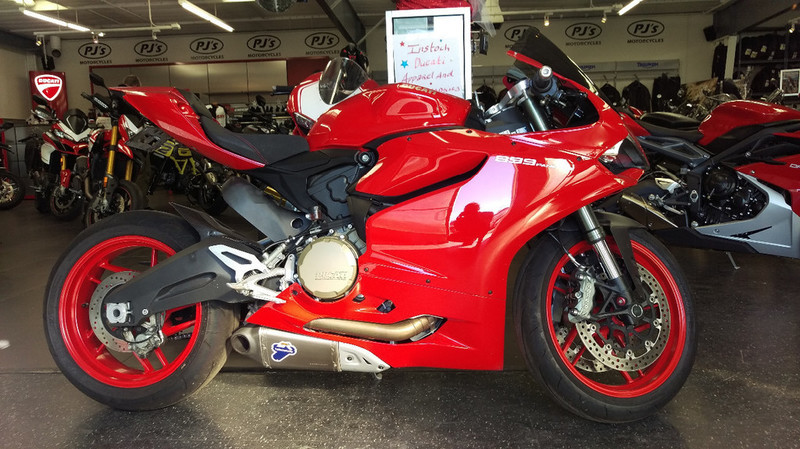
[83, 179, 146, 227]
[514, 228, 695, 423]
[44, 211, 237, 410]
[49, 187, 83, 220]
[0, 170, 24, 210]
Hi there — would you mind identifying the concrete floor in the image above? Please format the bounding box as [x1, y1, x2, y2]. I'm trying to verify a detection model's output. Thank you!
[1, 193, 799, 448]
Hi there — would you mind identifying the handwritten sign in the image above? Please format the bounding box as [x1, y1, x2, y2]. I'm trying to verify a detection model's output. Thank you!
[386, 8, 471, 99]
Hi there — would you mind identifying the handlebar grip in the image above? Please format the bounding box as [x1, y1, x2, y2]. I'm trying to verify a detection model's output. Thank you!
[81, 92, 93, 101]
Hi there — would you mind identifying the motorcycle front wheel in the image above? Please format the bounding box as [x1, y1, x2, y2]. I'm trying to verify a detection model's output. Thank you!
[44, 211, 237, 410]
[0, 169, 24, 210]
[84, 179, 145, 227]
[514, 228, 695, 423]
[49, 187, 83, 220]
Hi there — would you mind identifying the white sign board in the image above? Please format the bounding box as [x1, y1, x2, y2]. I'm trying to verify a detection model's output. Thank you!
[385, 7, 471, 99]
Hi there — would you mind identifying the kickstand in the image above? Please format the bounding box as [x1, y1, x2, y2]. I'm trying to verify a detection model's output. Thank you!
[725, 251, 740, 270]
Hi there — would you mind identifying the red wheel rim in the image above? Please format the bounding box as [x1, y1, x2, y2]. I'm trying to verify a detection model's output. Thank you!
[545, 239, 687, 398]
[59, 235, 202, 388]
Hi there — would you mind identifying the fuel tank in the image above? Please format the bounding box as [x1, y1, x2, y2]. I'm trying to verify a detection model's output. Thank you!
[306, 83, 473, 150]
[698, 100, 800, 146]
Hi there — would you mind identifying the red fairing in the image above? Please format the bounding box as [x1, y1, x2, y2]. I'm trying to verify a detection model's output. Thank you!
[286, 72, 321, 135]
[736, 152, 800, 216]
[112, 87, 263, 170]
[699, 100, 800, 146]
[248, 99, 639, 370]
[306, 84, 473, 150]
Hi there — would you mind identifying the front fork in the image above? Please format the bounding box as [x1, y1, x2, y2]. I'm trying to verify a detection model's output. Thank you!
[573, 206, 639, 319]
[100, 125, 133, 203]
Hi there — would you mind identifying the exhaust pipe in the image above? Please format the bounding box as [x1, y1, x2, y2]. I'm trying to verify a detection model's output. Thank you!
[618, 192, 679, 231]
[306, 316, 441, 342]
[230, 326, 391, 373]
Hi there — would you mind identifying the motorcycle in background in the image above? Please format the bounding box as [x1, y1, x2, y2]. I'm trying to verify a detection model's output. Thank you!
[141, 134, 230, 216]
[287, 57, 378, 135]
[44, 28, 695, 423]
[0, 122, 24, 210]
[81, 75, 146, 227]
[31, 95, 91, 220]
[615, 99, 800, 261]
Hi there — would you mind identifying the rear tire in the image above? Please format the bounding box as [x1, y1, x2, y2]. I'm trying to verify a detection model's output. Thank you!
[44, 211, 237, 410]
[514, 228, 695, 423]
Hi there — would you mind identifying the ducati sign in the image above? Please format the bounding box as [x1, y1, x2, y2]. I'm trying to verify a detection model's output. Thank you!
[34, 74, 63, 101]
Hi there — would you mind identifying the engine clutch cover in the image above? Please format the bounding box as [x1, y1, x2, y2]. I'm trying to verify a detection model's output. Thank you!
[297, 236, 359, 301]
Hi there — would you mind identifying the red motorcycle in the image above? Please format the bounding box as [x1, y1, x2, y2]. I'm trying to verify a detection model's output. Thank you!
[81, 88, 146, 227]
[287, 56, 378, 135]
[616, 100, 800, 260]
[44, 28, 695, 423]
[0, 122, 24, 210]
[31, 95, 91, 220]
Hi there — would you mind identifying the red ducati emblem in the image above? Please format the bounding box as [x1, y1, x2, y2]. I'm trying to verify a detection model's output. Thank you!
[35, 74, 63, 101]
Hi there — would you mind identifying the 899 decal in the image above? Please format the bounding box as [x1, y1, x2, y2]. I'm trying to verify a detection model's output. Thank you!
[494, 155, 556, 169]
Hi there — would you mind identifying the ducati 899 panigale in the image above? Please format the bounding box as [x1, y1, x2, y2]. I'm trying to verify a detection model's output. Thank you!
[44, 28, 695, 423]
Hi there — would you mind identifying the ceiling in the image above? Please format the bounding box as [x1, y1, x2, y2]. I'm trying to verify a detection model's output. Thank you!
[0, 0, 793, 44]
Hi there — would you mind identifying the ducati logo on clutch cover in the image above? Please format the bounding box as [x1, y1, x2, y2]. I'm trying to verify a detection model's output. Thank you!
[34, 75, 63, 101]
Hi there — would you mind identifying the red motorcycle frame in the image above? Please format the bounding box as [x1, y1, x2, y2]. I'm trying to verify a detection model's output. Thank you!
[44, 28, 694, 423]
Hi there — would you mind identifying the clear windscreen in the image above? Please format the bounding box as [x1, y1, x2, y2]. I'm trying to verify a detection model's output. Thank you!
[318, 58, 369, 105]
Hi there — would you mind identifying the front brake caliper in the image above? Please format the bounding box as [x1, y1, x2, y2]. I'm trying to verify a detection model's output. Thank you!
[567, 267, 595, 323]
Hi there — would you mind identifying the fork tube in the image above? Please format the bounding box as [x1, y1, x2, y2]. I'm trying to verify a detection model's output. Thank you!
[124, 159, 133, 181]
[104, 125, 119, 187]
[575, 206, 622, 281]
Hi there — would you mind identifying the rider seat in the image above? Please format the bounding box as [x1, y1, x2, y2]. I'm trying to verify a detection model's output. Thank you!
[636, 119, 704, 144]
[639, 112, 701, 130]
[179, 90, 308, 166]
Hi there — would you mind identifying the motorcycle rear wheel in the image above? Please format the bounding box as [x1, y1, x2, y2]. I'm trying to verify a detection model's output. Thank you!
[0, 170, 24, 210]
[514, 228, 695, 423]
[44, 211, 237, 410]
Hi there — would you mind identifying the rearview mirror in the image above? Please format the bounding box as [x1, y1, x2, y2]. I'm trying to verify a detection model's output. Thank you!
[32, 94, 49, 106]
[89, 72, 106, 88]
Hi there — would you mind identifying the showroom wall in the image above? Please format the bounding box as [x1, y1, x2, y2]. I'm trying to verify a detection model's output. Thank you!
[369, 13, 716, 94]
[55, 28, 344, 111]
[0, 43, 38, 119]
[22, 12, 714, 116]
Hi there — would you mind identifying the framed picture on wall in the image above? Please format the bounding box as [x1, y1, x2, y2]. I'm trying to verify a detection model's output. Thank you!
[780, 69, 800, 96]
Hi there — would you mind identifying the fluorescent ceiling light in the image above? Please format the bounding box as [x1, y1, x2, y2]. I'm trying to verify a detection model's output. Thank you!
[22, 9, 90, 32]
[14, 0, 36, 7]
[618, 0, 643, 15]
[178, 0, 234, 32]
